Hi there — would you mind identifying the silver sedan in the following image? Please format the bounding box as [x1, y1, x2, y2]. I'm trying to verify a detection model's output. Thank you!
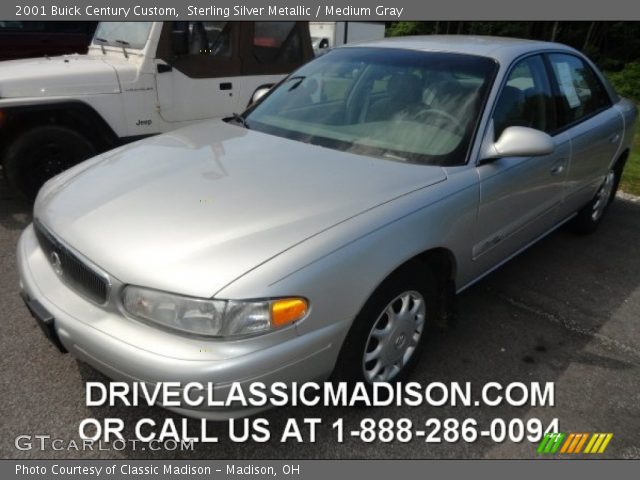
[17, 36, 637, 418]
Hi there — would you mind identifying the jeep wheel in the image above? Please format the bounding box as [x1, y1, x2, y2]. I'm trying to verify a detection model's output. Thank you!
[3, 125, 96, 200]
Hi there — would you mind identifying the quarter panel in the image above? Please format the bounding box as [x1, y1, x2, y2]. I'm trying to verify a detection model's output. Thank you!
[562, 107, 624, 213]
[614, 99, 639, 157]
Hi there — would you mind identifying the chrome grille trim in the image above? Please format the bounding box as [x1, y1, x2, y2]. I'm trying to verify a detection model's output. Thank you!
[33, 219, 111, 305]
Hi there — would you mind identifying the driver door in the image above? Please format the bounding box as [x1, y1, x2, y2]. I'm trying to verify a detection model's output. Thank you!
[154, 21, 242, 124]
[472, 54, 570, 275]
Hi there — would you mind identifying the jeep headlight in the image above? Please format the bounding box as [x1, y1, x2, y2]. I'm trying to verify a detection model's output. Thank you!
[122, 286, 308, 337]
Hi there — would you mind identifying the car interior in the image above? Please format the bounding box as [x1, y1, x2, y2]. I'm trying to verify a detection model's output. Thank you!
[244, 48, 504, 165]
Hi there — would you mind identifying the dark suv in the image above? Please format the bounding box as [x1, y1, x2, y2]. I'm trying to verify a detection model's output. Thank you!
[0, 21, 97, 61]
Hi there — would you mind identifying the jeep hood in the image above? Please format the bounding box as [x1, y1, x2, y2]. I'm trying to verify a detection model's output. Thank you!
[35, 121, 447, 298]
[0, 55, 120, 97]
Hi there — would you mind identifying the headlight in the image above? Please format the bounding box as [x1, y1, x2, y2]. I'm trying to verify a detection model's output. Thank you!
[122, 286, 308, 337]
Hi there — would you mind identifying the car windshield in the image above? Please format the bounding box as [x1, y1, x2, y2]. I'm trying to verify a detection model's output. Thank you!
[93, 22, 152, 50]
[244, 47, 497, 165]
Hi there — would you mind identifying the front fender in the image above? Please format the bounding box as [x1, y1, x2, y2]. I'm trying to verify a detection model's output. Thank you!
[216, 171, 478, 337]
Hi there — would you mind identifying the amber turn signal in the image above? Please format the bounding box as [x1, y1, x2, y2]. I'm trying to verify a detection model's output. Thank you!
[270, 298, 308, 328]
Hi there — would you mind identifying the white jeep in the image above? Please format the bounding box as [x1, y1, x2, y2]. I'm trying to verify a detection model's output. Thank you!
[0, 21, 314, 197]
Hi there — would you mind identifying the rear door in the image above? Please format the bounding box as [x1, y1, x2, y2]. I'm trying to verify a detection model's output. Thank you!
[545, 53, 624, 214]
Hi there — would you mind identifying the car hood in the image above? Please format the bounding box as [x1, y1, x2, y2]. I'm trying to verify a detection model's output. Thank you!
[0, 54, 120, 97]
[36, 121, 447, 298]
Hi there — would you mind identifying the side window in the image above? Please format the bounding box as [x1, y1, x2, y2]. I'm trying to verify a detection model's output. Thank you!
[176, 21, 232, 57]
[252, 22, 303, 64]
[493, 55, 554, 138]
[159, 22, 240, 79]
[548, 53, 611, 127]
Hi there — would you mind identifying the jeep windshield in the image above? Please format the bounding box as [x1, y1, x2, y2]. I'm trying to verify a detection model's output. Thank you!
[92, 22, 152, 50]
[244, 47, 497, 166]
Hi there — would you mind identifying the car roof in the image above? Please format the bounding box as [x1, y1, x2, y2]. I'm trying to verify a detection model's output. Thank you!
[340, 35, 578, 63]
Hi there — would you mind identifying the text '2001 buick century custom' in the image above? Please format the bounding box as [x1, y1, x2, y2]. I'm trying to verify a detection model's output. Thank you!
[17, 36, 637, 418]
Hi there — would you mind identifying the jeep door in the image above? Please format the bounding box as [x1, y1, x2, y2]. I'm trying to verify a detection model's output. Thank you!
[154, 21, 242, 123]
[153, 22, 312, 124]
[236, 22, 314, 108]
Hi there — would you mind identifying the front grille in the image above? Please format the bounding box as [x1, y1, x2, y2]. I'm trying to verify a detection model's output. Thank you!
[34, 220, 109, 304]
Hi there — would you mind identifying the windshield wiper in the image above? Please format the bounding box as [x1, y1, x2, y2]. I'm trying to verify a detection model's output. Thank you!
[285, 75, 306, 91]
[115, 39, 130, 58]
[227, 112, 250, 129]
[94, 37, 107, 55]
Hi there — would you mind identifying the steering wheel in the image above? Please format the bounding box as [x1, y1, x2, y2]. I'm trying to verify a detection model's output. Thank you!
[410, 108, 465, 136]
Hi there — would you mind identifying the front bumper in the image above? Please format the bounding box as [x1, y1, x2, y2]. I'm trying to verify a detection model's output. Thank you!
[17, 224, 346, 419]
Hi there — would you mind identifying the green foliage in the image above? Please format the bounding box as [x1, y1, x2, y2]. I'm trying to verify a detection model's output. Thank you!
[386, 22, 431, 37]
[385, 22, 640, 68]
[605, 64, 640, 195]
[606, 63, 640, 105]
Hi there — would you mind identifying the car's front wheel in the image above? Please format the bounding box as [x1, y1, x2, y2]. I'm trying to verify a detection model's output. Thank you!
[333, 266, 439, 386]
[362, 289, 426, 382]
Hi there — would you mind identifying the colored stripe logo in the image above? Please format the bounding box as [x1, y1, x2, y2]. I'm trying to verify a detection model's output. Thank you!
[537, 432, 613, 454]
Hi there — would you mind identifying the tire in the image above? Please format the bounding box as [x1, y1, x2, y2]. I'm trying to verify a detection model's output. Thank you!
[3, 125, 96, 200]
[568, 160, 624, 235]
[332, 265, 440, 386]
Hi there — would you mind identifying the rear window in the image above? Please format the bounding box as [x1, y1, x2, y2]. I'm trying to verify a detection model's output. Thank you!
[548, 53, 611, 127]
[252, 22, 303, 64]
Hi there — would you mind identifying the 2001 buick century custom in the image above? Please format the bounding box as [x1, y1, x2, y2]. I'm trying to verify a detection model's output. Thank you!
[17, 36, 637, 418]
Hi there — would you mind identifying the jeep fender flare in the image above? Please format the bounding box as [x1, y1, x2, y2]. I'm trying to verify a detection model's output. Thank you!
[0, 100, 121, 157]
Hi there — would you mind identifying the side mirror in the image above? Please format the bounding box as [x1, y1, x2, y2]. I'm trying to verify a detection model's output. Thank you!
[481, 126, 555, 161]
[171, 29, 188, 56]
[249, 86, 272, 105]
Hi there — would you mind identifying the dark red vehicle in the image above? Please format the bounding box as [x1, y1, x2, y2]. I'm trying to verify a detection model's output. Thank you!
[0, 21, 97, 61]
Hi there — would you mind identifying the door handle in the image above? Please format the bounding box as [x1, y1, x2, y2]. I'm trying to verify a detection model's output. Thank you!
[550, 162, 566, 176]
[609, 132, 621, 144]
[219, 82, 232, 91]
[156, 63, 172, 73]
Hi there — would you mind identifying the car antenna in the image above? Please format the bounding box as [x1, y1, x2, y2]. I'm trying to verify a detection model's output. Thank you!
[115, 39, 130, 59]
[94, 37, 107, 55]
